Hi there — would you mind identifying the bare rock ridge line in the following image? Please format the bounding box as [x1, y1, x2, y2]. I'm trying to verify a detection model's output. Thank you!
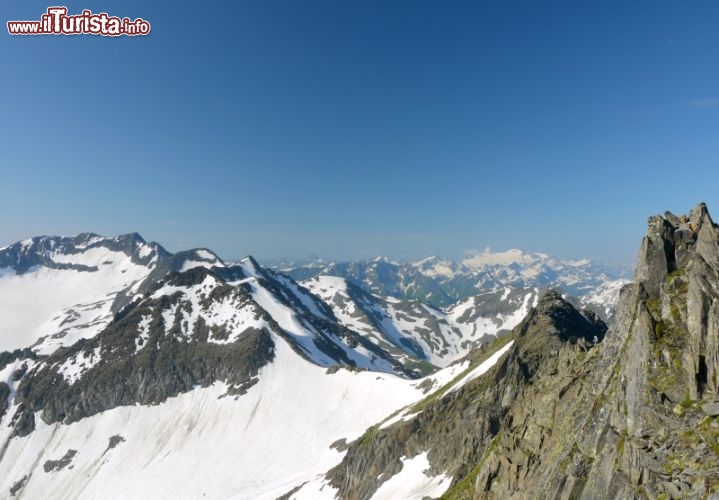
[320, 203, 719, 499]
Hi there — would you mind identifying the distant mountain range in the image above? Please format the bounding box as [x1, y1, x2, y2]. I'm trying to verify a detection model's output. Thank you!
[265, 248, 630, 320]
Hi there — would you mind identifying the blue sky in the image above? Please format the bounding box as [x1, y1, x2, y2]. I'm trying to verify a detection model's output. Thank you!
[2, 1, 718, 264]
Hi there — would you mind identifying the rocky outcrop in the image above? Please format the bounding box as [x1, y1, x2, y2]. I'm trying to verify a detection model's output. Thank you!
[0, 383, 9, 420]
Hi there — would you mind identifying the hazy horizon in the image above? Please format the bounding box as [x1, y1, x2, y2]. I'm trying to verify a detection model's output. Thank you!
[1, 228, 642, 269]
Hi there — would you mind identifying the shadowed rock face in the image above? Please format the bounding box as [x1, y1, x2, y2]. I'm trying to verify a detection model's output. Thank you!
[324, 203, 719, 500]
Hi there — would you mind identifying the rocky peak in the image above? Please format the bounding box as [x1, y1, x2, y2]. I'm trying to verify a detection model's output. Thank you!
[0, 233, 170, 274]
[631, 203, 719, 401]
[636, 202, 719, 295]
[516, 289, 606, 345]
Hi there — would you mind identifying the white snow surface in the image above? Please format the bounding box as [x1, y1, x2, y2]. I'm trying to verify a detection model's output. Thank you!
[178, 250, 223, 272]
[195, 249, 217, 261]
[462, 248, 542, 267]
[0, 334, 426, 500]
[56, 346, 103, 385]
[370, 452, 452, 500]
[0, 247, 155, 353]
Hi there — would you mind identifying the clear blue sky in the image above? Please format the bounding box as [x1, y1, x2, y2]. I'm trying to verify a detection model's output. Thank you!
[2, 1, 718, 264]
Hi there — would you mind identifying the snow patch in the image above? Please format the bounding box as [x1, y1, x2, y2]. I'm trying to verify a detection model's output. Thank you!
[370, 452, 452, 500]
[56, 346, 103, 385]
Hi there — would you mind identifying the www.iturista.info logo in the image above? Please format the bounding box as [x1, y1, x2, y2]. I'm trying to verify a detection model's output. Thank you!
[7, 7, 151, 36]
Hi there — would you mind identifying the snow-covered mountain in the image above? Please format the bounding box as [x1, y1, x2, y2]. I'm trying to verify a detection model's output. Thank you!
[0, 326, 433, 499]
[7, 204, 715, 500]
[417, 249, 628, 301]
[0, 233, 171, 354]
[290, 203, 719, 500]
[0, 233, 533, 499]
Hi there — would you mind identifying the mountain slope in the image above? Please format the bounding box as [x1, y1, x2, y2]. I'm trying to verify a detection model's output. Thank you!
[0, 248, 435, 498]
[0, 224, 641, 499]
[294, 260, 454, 306]
[4, 260, 426, 436]
[458, 203, 719, 498]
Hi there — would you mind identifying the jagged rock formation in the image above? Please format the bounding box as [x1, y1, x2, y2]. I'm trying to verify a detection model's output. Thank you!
[323, 203, 719, 499]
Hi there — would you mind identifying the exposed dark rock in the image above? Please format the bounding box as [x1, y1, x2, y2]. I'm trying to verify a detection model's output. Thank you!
[277, 482, 308, 500]
[0, 349, 38, 373]
[10, 404, 35, 437]
[330, 438, 350, 452]
[0, 233, 169, 276]
[11, 363, 28, 382]
[9, 475, 27, 497]
[323, 291, 605, 500]
[43, 449, 77, 472]
[104, 435, 126, 454]
[0, 383, 9, 420]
